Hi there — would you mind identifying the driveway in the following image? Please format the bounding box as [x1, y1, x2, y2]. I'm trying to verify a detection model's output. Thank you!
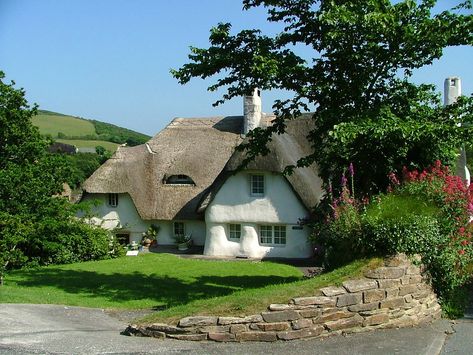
[0, 303, 458, 354]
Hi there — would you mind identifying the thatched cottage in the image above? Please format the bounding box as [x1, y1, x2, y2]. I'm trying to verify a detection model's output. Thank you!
[82, 90, 324, 258]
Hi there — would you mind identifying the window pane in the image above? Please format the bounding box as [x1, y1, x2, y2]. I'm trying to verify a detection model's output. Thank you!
[251, 175, 264, 195]
[259, 225, 272, 244]
[108, 193, 118, 207]
[229, 224, 241, 239]
[274, 226, 286, 245]
[174, 222, 184, 237]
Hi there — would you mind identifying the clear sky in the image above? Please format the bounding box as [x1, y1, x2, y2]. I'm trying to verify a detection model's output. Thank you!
[1, 0, 472, 136]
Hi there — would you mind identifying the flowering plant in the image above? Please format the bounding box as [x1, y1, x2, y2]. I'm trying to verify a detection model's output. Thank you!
[313, 164, 366, 268]
[390, 161, 473, 295]
[314, 160, 473, 307]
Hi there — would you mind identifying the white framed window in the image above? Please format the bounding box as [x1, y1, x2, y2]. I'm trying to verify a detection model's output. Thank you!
[108, 193, 118, 207]
[259, 225, 286, 245]
[229, 224, 241, 240]
[174, 221, 185, 238]
[274, 226, 287, 245]
[250, 174, 264, 196]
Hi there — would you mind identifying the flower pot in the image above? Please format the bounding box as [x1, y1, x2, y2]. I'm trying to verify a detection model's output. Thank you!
[178, 242, 189, 251]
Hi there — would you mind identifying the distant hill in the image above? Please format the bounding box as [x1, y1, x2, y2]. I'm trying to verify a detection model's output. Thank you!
[32, 110, 151, 152]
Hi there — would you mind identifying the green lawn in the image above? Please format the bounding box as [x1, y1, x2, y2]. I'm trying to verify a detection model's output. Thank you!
[142, 258, 378, 325]
[56, 139, 119, 152]
[33, 112, 96, 137]
[0, 254, 302, 310]
[0, 253, 378, 324]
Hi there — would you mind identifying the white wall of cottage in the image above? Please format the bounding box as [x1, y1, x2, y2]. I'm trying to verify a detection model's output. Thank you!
[81, 193, 206, 246]
[204, 171, 312, 258]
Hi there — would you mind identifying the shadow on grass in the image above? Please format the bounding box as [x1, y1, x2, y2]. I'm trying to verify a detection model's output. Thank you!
[14, 269, 300, 309]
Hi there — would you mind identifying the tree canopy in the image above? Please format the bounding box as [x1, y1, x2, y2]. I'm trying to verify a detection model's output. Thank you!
[172, 0, 473, 194]
[0, 72, 120, 283]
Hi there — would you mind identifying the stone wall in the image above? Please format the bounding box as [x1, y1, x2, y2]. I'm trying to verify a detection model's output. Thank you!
[124, 254, 441, 342]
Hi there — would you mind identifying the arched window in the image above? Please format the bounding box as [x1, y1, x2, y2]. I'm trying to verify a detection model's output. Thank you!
[165, 174, 195, 185]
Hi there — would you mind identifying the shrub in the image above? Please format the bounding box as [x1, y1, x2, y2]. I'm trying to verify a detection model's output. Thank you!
[313, 165, 365, 269]
[314, 161, 473, 305]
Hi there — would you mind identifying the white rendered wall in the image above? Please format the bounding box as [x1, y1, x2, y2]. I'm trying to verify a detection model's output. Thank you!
[81, 193, 206, 245]
[204, 172, 312, 258]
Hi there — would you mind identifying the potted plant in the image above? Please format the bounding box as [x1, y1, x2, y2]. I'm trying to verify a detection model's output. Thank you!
[175, 233, 192, 251]
[141, 224, 160, 248]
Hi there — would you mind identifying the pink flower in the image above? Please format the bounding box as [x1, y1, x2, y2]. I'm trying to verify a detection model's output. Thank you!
[348, 163, 354, 177]
[388, 172, 400, 186]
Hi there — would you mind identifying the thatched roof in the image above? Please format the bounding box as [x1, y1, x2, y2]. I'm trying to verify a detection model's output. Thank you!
[83, 114, 323, 220]
[84, 116, 245, 220]
[198, 117, 324, 212]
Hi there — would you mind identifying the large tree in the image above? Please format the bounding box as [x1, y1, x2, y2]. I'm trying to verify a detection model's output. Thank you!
[0, 72, 118, 284]
[172, 0, 473, 194]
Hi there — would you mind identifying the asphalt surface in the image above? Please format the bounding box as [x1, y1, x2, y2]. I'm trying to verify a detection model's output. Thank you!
[0, 303, 465, 355]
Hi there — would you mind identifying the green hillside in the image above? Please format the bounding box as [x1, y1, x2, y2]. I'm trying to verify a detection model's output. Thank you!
[32, 110, 151, 152]
[33, 111, 96, 137]
[56, 139, 119, 152]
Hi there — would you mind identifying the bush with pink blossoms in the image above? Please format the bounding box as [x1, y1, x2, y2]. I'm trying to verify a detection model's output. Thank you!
[314, 161, 473, 308]
[390, 161, 473, 297]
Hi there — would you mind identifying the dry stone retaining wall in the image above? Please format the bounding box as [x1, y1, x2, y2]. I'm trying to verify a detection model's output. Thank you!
[124, 254, 441, 342]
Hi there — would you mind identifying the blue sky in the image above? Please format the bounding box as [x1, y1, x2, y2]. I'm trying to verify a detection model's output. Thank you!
[1, 0, 472, 135]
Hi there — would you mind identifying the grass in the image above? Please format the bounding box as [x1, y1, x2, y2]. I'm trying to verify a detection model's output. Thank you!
[0, 254, 302, 310]
[0, 253, 379, 324]
[141, 257, 381, 325]
[33, 112, 96, 137]
[56, 139, 119, 152]
[365, 193, 440, 220]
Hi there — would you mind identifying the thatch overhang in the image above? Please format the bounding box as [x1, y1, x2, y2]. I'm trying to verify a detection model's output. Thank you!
[198, 117, 324, 213]
[83, 114, 322, 221]
[83, 116, 251, 220]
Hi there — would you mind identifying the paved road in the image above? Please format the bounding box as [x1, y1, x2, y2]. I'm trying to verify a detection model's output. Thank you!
[0, 304, 459, 355]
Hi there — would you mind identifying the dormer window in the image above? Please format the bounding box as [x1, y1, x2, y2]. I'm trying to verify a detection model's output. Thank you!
[165, 174, 195, 185]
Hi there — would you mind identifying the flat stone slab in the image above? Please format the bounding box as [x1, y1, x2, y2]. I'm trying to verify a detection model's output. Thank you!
[365, 267, 405, 279]
[261, 310, 300, 323]
[166, 333, 208, 341]
[277, 325, 324, 340]
[337, 293, 362, 307]
[343, 279, 378, 293]
[208, 332, 236, 342]
[364, 289, 385, 303]
[236, 331, 277, 342]
[325, 315, 363, 331]
[178, 316, 218, 328]
[147, 323, 188, 334]
[251, 322, 290, 332]
[269, 304, 294, 311]
[292, 296, 335, 306]
[218, 315, 263, 325]
[320, 286, 347, 297]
